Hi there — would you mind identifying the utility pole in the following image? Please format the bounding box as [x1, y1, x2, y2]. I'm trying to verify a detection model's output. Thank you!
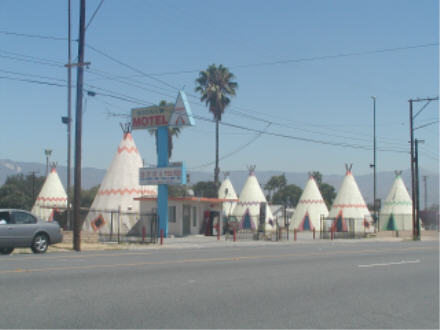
[62, 0, 73, 231]
[370, 96, 377, 231]
[414, 139, 424, 240]
[409, 96, 438, 240]
[73, 0, 86, 252]
[423, 176, 428, 210]
[409, 99, 415, 240]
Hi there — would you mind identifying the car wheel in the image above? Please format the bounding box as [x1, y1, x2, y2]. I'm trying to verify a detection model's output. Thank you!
[0, 247, 14, 255]
[31, 233, 49, 254]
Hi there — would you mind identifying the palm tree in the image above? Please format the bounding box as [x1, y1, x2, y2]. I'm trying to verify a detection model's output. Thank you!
[149, 101, 180, 160]
[195, 64, 238, 189]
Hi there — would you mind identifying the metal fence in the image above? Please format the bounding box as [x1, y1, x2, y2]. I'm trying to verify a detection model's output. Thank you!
[378, 214, 413, 231]
[320, 217, 369, 239]
[57, 208, 158, 244]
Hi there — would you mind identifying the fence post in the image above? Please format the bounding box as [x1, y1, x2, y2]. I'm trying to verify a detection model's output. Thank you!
[117, 206, 121, 244]
[294, 228, 297, 241]
[331, 226, 334, 240]
[142, 226, 146, 243]
[313, 227, 316, 240]
[160, 228, 164, 245]
[233, 226, 236, 242]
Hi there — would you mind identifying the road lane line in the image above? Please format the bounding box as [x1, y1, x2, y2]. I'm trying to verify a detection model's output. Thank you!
[358, 259, 421, 268]
[0, 246, 432, 275]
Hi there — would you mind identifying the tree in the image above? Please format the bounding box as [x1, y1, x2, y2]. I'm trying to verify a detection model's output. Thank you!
[149, 100, 181, 160]
[168, 185, 189, 197]
[272, 184, 302, 207]
[192, 181, 217, 198]
[0, 174, 45, 210]
[264, 174, 287, 201]
[195, 64, 238, 190]
[311, 171, 336, 208]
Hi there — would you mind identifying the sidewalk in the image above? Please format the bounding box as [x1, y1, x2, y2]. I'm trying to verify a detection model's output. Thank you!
[40, 230, 438, 253]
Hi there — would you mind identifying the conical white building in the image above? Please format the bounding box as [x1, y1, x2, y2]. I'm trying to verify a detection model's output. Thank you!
[232, 166, 274, 231]
[83, 128, 157, 234]
[31, 165, 67, 221]
[328, 165, 372, 232]
[379, 171, 413, 231]
[218, 173, 238, 218]
[291, 175, 329, 231]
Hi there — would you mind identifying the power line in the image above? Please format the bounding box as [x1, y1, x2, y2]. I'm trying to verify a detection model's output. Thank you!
[0, 30, 67, 41]
[85, 43, 180, 92]
[192, 114, 408, 154]
[85, 0, 105, 31]
[115, 42, 439, 76]
[0, 75, 66, 87]
[190, 123, 272, 169]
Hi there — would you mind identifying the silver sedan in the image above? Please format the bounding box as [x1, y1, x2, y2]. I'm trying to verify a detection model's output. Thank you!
[0, 209, 63, 255]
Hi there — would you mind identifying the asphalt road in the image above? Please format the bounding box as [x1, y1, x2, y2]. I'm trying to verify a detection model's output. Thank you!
[0, 240, 438, 329]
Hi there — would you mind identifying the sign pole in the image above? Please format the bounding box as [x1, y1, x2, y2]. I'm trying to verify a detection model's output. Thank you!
[157, 126, 169, 237]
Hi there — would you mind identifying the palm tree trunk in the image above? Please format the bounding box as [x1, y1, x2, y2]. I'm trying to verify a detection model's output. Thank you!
[214, 118, 220, 192]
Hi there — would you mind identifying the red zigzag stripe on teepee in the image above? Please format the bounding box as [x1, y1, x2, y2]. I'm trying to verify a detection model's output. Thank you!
[237, 201, 263, 206]
[298, 200, 325, 204]
[98, 188, 151, 196]
[117, 146, 138, 154]
[36, 197, 67, 202]
[332, 204, 368, 208]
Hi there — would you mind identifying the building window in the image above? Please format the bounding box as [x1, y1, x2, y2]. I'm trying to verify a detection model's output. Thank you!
[192, 206, 197, 227]
[169, 206, 176, 223]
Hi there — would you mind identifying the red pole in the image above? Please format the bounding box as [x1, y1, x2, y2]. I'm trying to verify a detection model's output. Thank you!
[313, 227, 316, 240]
[160, 228, 164, 245]
[233, 226, 236, 242]
[294, 228, 297, 241]
[217, 222, 220, 240]
[331, 226, 334, 240]
[142, 226, 146, 243]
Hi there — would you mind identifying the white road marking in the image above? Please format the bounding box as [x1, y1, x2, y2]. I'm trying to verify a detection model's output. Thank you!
[358, 259, 421, 268]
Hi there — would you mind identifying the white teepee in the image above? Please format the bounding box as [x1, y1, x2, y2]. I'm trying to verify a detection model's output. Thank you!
[328, 165, 373, 232]
[218, 173, 238, 218]
[291, 175, 329, 231]
[83, 127, 157, 234]
[31, 165, 67, 221]
[232, 166, 275, 231]
[379, 171, 413, 231]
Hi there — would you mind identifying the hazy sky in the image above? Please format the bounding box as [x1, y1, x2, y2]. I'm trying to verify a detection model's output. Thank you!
[0, 0, 438, 178]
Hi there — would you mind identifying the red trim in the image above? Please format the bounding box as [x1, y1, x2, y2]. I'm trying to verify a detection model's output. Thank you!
[123, 133, 133, 141]
[98, 188, 155, 196]
[117, 146, 138, 154]
[36, 196, 67, 202]
[332, 204, 368, 209]
[298, 199, 325, 204]
[331, 210, 348, 232]
[136, 196, 237, 203]
[298, 211, 314, 231]
[91, 214, 106, 232]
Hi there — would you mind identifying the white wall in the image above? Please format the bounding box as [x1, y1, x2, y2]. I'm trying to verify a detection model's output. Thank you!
[139, 200, 221, 236]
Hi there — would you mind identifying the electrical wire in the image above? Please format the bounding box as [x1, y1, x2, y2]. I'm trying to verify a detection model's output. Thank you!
[189, 123, 272, 169]
[86, 0, 105, 31]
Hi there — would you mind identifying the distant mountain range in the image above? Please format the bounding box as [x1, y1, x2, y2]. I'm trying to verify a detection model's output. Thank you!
[1, 159, 438, 206]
